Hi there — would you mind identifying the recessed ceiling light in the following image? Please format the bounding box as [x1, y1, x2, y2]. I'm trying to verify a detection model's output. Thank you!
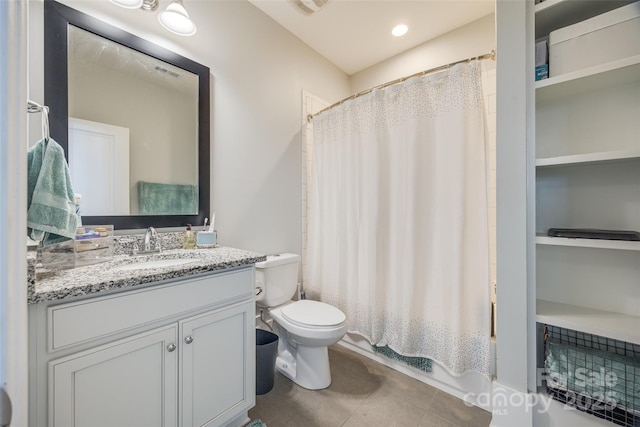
[392, 24, 408, 37]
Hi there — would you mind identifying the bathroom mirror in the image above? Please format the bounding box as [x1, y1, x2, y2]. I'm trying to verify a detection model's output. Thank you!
[44, 0, 210, 230]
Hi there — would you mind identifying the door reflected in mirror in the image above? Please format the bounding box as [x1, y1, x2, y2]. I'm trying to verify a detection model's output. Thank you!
[68, 25, 199, 216]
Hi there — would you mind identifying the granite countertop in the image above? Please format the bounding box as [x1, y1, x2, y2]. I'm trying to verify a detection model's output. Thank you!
[28, 246, 266, 305]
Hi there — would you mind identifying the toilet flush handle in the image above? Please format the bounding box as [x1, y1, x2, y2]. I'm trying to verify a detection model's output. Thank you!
[255, 287, 263, 296]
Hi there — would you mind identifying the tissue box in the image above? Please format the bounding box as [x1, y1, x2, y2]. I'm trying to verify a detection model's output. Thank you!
[548, 2, 640, 77]
[196, 230, 216, 247]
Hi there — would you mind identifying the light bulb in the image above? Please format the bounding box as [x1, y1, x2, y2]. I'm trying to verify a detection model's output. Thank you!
[158, 1, 197, 36]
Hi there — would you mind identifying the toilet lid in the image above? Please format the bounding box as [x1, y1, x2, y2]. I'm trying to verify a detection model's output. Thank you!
[281, 300, 346, 327]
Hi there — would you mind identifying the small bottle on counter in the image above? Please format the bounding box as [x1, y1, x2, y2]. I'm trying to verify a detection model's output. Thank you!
[182, 224, 196, 249]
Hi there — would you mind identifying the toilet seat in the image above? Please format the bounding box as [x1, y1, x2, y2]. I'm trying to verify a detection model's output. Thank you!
[280, 300, 346, 329]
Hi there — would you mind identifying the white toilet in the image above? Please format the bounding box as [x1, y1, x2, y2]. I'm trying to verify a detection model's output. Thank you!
[255, 253, 347, 390]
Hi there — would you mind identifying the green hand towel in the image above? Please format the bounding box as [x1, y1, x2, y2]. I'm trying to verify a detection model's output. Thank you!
[138, 181, 198, 215]
[27, 138, 78, 246]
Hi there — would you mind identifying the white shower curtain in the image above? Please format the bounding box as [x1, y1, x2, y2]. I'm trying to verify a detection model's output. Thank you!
[304, 61, 491, 377]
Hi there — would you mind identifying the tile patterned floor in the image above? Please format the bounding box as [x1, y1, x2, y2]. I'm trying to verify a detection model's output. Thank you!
[249, 344, 492, 427]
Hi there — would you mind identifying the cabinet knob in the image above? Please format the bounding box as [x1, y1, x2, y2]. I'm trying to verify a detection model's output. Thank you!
[167, 343, 176, 352]
[185, 336, 194, 344]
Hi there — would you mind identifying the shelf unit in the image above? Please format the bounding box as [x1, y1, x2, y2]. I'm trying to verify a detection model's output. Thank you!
[536, 235, 640, 251]
[536, 300, 640, 346]
[534, 0, 636, 39]
[536, 149, 640, 168]
[532, 1, 640, 425]
[535, 54, 640, 102]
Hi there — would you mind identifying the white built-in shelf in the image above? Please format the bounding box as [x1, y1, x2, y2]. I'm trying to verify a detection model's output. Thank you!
[537, 299, 640, 345]
[535, 55, 640, 102]
[536, 149, 640, 167]
[534, 0, 635, 39]
[536, 235, 640, 251]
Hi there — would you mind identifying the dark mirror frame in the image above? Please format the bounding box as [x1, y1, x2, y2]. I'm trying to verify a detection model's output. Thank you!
[44, 0, 210, 230]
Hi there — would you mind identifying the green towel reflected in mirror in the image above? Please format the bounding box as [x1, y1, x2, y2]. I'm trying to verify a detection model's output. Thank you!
[138, 181, 198, 215]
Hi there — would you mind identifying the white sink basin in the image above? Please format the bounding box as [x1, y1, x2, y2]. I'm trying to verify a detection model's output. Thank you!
[114, 258, 199, 272]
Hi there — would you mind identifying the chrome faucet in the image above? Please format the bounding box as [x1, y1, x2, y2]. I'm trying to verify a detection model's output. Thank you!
[143, 227, 162, 253]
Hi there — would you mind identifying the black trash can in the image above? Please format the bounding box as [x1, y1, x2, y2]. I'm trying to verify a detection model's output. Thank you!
[255, 329, 279, 395]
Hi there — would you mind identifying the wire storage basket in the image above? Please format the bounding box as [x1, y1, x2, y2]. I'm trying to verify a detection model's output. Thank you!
[544, 325, 640, 427]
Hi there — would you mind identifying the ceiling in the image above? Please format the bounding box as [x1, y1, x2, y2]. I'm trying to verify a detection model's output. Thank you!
[248, 0, 495, 75]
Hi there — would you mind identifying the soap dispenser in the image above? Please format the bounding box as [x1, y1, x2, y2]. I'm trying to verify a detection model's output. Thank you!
[182, 224, 196, 249]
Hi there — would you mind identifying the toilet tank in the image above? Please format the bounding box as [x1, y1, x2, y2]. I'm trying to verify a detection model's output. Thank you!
[255, 253, 300, 307]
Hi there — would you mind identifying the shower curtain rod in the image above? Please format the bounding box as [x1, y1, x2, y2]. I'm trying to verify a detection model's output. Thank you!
[307, 49, 496, 121]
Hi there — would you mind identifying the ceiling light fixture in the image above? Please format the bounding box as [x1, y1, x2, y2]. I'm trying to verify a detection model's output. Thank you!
[158, 0, 197, 36]
[110, 0, 195, 36]
[140, 0, 158, 12]
[392, 24, 409, 37]
[110, 0, 144, 9]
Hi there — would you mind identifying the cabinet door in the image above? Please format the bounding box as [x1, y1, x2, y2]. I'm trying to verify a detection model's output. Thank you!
[180, 301, 255, 427]
[49, 325, 178, 427]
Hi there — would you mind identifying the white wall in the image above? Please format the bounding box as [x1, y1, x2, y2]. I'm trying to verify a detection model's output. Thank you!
[350, 14, 495, 93]
[29, 0, 351, 257]
[491, 0, 536, 425]
[1, 2, 29, 425]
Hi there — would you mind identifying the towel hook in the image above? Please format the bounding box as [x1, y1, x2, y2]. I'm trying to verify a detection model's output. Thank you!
[27, 100, 51, 142]
[41, 105, 50, 142]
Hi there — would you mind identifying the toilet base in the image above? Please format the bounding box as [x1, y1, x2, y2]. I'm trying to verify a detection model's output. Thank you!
[275, 345, 332, 390]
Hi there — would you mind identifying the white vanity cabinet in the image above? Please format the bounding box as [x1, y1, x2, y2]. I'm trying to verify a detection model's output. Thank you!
[29, 267, 256, 427]
[50, 325, 179, 427]
[180, 302, 254, 427]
